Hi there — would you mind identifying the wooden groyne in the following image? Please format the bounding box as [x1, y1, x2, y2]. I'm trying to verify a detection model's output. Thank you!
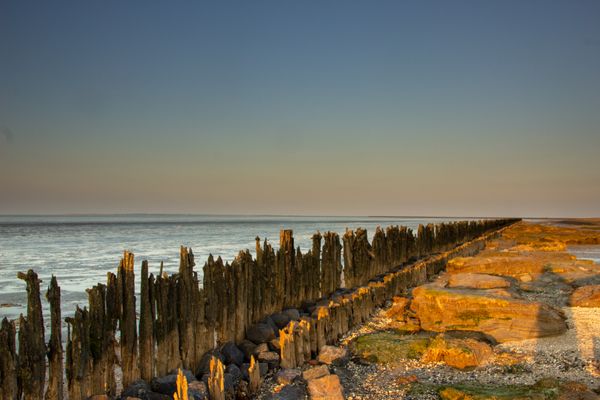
[0, 218, 518, 399]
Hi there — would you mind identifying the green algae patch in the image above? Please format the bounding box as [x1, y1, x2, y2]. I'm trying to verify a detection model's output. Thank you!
[349, 331, 433, 363]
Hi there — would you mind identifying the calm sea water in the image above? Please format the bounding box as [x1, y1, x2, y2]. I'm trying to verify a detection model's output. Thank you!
[0, 215, 469, 324]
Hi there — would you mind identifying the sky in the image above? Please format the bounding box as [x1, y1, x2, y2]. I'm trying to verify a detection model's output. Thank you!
[1, 1, 599, 217]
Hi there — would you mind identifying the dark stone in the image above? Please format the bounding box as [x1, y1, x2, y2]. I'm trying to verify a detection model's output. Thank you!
[200, 373, 209, 386]
[268, 338, 281, 351]
[224, 373, 236, 398]
[121, 379, 151, 397]
[271, 312, 291, 329]
[283, 309, 300, 321]
[238, 339, 257, 361]
[262, 316, 279, 335]
[246, 323, 276, 344]
[259, 362, 269, 376]
[240, 363, 250, 381]
[257, 351, 280, 369]
[196, 349, 226, 377]
[221, 341, 245, 366]
[266, 384, 307, 400]
[168, 368, 196, 383]
[151, 374, 179, 395]
[225, 363, 242, 385]
[188, 380, 208, 400]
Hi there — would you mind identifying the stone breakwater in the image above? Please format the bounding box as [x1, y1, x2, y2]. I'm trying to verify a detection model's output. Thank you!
[0, 218, 517, 400]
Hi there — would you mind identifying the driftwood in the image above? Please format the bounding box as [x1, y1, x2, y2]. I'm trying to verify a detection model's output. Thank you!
[0, 317, 18, 400]
[45, 276, 63, 400]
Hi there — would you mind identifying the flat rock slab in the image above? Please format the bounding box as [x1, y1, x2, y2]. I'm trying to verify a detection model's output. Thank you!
[570, 285, 600, 307]
[447, 273, 511, 289]
[317, 345, 349, 365]
[410, 283, 567, 343]
[302, 365, 330, 381]
[276, 368, 302, 385]
[307, 374, 344, 400]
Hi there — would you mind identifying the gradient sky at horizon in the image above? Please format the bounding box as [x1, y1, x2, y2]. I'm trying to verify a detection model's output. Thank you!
[1, 1, 599, 217]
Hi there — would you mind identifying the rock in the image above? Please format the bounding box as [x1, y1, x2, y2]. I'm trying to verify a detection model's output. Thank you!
[247, 323, 276, 344]
[259, 362, 269, 376]
[88, 395, 110, 400]
[262, 317, 279, 335]
[268, 384, 307, 400]
[122, 380, 152, 398]
[283, 308, 300, 321]
[223, 373, 236, 397]
[253, 342, 270, 355]
[197, 350, 225, 377]
[447, 273, 511, 289]
[385, 296, 410, 321]
[317, 346, 349, 366]
[410, 283, 567, 342]
[276, 368, 302, 385]
[258, 351, 280, 369]
[240, 363, 250, 381]
[269, 337, 281, 351]
[307, 374, 344, 400]
[221, 341, 245, 366]
[420, 335, 493, 369]
[225, 363, 242, 385]
[570, 285, 600, 307]
[302, 365, 330, 381]
[188, 381, 208, 400]
[238, 340, 257, 361]
[271, 312, 292, 329]
[168, 369, 196, 383]
[151, 374, 180, 395]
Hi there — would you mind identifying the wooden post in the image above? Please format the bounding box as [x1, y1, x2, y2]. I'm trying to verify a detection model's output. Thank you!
[0, 317, 18, 400]
[248, 355, 261, 394]
[17, 270, 46, 400]
[321, 232, 342, 297]
[279, 322, 297, 369]
[118, 251, 138, 387]
[65, 306, 92, 400]
[139, 260, 154, 382]
[45, 276, 63, 400]
[208, 356, 225, 400]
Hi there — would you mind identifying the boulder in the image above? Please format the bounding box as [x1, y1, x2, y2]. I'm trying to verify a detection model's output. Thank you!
[385, 297, 410, 321]
[247, 323, 276, 344]
[225, 363, 242, 385]
[420, 335, 493, 369]
[257, 351, 280, 369]
[302, 365, 330, 381]
[151, 371, 196, 395]
[268, 384, 307, 400]
[188, 380, 208, 400]
[317, 346, 349, 366]
[196, 350, 225, 377]
[238, 339, 257, 361]
[221, 342, 245, 366]
[271, 312, 292, 329]
[307, 374, 344, 400]
[447, 273, 511, 289]
[283, 308, 301, 321]
[253, 342, 269, 355]
[121, 380, 151, 398]
[276, 368, 302, 385]
[570, 285, 600, 307]
[410, 283, 567, 343]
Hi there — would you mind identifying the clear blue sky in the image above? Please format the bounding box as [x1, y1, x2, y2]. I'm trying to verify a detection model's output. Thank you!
[1, 1, 599, 217]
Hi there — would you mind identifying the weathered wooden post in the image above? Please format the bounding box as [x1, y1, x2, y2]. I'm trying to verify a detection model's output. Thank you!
[154, 268, 181, 376]
[17, 270, 46, 400]
[321, 232, 342, 297]
[45, 276, 63, 400]
[66, 306, 92, 400]
[279, 322, 297, 369]
[248, 355, 261, 394]
[0, 317, 18, 400]
[118, 251, 138, 387]
[278, 229, 294, 308]
[208, 356, 225, 400]
[139, 260, 154, 382]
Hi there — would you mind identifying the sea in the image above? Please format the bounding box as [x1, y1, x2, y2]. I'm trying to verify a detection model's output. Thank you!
[0, 214, 471, 324]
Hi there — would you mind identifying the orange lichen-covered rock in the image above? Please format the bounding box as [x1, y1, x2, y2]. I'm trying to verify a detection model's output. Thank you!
[447, 273, 511, 289]
[410, 284, 567, 343]
[307, 374, 344, 400]
[421, 335, 493, 369]
[570, 285, 600, 307]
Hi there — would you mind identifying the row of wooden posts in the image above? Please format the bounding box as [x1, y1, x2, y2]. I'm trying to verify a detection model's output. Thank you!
[0, 219, 518, 399]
